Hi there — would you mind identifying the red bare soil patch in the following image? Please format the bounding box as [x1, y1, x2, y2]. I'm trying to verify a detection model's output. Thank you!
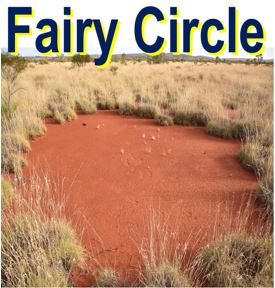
[23, 110, 259, 286]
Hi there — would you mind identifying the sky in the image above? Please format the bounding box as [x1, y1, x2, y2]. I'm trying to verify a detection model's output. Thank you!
[0, 0, 274, 58]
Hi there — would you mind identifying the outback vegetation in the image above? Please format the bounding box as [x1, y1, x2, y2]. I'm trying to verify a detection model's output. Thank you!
[1, 53, 273, 287]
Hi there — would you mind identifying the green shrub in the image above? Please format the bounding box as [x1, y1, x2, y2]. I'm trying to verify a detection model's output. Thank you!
[155, 114, 174, 126]
[1, 178, 14, 208]
[119, 102, 136, 115]
[96, 268, 118, 287]
[144, 261, 191, 287]
[195, 234, 273, 287]
[136, 104, 159, 119]
[174, 111, 207, 126]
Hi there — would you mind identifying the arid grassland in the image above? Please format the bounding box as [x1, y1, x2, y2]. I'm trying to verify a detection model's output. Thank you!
[1, 57, 273, 287]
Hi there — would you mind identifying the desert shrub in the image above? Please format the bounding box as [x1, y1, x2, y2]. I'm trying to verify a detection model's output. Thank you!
[71, 53, 92, 67]
[1, 178, 14, 208]
[76, 99, 97, 114]
[110, 65, 118, 75]
[1, 214, 84, 287]
[155, 114, 174, 126]
[136, 104, 159, 119]
[144, 261, 191, 287]
[24, 116, 47, 139]
[119, 102, 136, 115]
[96, 268, 118, 287]
[174, 111, 208, 126]
[195, 234, 273, 287]
[1, 53, 27, 73]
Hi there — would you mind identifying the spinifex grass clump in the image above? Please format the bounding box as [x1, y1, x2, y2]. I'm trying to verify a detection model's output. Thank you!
[173, 110, 208, 126]
[1, 175, 85, 287]
[1, 178, 14, 209]
[95, 268, 119, 287]
[155, 114, 174, 126]
[144, 261, 191, 287]
[195, 233, 273, 287]
[96, 97, 117, 110]
[119, 102, 136, 115]
[1, 132, 28, 173]
[1, 214, 84, 287]
[136, 104, 160, 119]
[257, 175, 273, 215]
[76, 98, 97, 114]
[139, 208, 191, 287]
[46, 89, 77, 124]
[24, 115, 47, 139]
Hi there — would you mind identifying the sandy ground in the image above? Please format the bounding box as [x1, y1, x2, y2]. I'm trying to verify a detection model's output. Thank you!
[23, 110, 258, 286]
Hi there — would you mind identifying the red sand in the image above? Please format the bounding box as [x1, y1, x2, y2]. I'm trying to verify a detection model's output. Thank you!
[23, 110, 258, 286]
